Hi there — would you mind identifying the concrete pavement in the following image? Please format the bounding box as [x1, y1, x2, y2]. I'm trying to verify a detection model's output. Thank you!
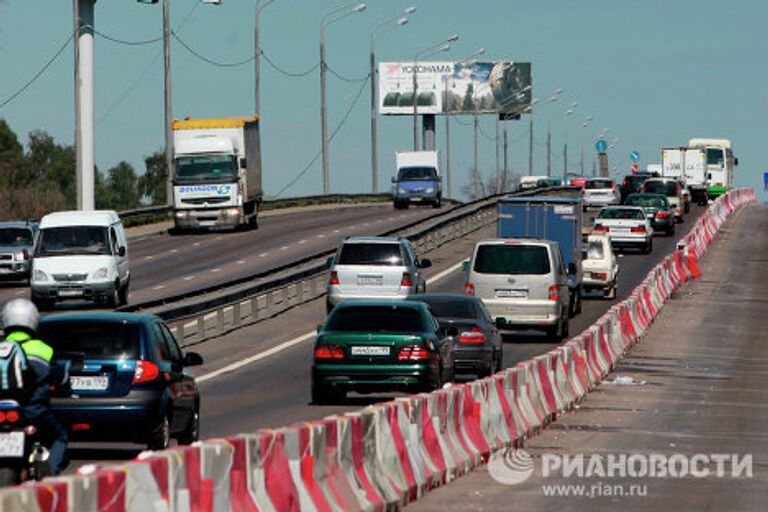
[409, 204, 768, 511]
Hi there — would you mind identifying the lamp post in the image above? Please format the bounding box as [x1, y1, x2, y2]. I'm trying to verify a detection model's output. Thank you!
[528, 89, 562, 175]
[563, 113, 591, 176]
[254, 0, 276, 115]
[370, 7, 414, 194]
[412, 35, 458, 150]
[320, 2, 366, 195]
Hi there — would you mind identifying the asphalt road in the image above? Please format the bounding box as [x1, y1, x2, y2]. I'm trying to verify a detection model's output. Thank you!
[410, 204, 767, 511]
[66, 205, 705, 468]
[0, 203, 443, 307]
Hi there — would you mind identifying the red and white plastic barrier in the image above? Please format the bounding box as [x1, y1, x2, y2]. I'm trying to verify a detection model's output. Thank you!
[2, 189, 755, 512]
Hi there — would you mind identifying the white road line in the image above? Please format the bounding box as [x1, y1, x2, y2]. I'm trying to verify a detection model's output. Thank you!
[211, 268, 221, 273]
[170, 249, 178, 253]
[153, 285, 166, 290]
[333, 229, 341, 233]
[144, 255, 154, 260]
[317, 234, 325, 238]
[363, 222, 370, 226]
[259, 253, 269, 257]
[183, 275, 195, 281]
[193, 242, 200, 247]
[15, 290, 25, 296]
[298, 240, 307, 245]
[237, 260, 245, 264]
[198, 332, 316, 383]
[196, 258, 465, 383]
[280, 246, 289, 251]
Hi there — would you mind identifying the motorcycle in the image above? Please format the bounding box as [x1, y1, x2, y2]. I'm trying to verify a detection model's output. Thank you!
[0, 400, 51, 486]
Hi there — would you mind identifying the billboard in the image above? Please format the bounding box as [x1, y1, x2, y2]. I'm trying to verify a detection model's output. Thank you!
[378, 61, 532, 116]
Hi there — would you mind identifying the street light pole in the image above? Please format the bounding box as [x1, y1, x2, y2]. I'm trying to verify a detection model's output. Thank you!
[320, 2, 366, 195]
[254, 0, 275, 115]
[412, 35, 458, 151]
[162, 0, 174, 207]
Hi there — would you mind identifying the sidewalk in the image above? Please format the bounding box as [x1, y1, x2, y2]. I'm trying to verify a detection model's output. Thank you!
[410, 204, 768, 511]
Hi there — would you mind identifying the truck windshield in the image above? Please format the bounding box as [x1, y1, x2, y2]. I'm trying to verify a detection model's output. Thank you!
[473, 245, 550, 275]
[36, 226, 112, 257]
[0, 228, 33, 246]
[706, 148, 724, 167]
[398, 167, 437, 181]
[643, 181, 678, 196]
[175, 155, 237, 181]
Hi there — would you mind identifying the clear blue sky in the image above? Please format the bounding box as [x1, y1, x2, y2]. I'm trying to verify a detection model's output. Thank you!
[1, 0, 766, 200]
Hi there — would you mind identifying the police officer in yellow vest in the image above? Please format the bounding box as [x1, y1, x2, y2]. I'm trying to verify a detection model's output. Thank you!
[2, 299, 68, 474]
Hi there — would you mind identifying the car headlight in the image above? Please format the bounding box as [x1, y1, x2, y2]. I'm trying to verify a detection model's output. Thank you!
[92, 267, 109, 280]
[33, 269, 48, 282]
[426, 187, 435, 193]
[14, 252, 24, 261]
[398, 187, 407, 194]
[225, 207, 241, 217]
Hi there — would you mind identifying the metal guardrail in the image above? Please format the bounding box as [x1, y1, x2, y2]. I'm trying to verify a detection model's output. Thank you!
[126, 186, 574, 347]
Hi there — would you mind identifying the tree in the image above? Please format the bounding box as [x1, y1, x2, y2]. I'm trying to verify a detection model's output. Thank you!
[98, 161, 140, 211]
[462, 83, 475, 112]
[138, 150, 167, 205]
[25, 130, 76, 207]
[0, 119, 27, 188]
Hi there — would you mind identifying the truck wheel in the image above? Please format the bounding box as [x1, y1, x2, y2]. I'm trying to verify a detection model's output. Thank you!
[432, 196, 442, 209]
[248, 214, 259, 230]
[393, 201, 403, 210]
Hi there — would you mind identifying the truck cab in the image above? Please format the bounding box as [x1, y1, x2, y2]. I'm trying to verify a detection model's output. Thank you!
[392, 151, 442, 209]
[687, 138, 737, 200]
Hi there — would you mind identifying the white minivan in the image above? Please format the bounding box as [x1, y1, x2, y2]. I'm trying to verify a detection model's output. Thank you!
[31, 210, 130, 309]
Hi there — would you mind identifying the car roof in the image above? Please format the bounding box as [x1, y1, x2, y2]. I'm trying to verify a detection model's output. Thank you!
[342, 236, 402, 244]
[39, 312, 159, 326]
[333, 300, 428, 310]
[476, 238, 554, 246]
[0, 221, 38, 230]
[40, 210, 120, 229]
[644, 177, 677, 183]
[600, 205, 645, 211]
[586, 177, 614, 182]
[407, 293, 480, 303]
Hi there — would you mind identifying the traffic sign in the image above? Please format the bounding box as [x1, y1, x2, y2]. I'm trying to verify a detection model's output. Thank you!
[631, 163, 639, 174]
[630, 150, 640, 163]
[595, 139, 608, 153]
[764, 172, 768, 192]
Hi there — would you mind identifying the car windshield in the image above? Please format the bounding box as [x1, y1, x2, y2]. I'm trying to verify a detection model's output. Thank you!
[338, 243, 403, 266]
[537, 178, 562, 187]
[586, 179, 614, 189]
[36, 226, 112, 256]
[398, 167, 437, 181]
[644, 181, 678, 196]
[175, 155, 237, 181]
[473, 245, 551, 275]
[41, 322, 140, 360]
[418, 298, 476, 319]
[0, 228, 33, 246]
[325, 305, 425, 333]
[598, 208, 645, 220]
[584, 241, 604, 260]
[626, 195, 667, 209]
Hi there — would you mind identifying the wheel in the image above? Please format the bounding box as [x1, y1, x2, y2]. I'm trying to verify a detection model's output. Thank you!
[667, 225, 676, 237]
[312, 383, 345, 405]
[325, 299, 334, 316]
[495, 349, 503, 372]
[248, 214, 259, 230]
[562, 318, 570, 339]
[105, 281, 120, 308]
[432, 196, 442, 209]
[0, 466, 20, 487]
[604, 282, 617, 300]
[177, 406, 199, 445]
[118, 282, 129, 306]
[574, 287, 583, 315]
[569, 289, 581, 317]
[644, 239, 653, 254]
[148, 413, 171, 450]
[685, 203, 690, 214]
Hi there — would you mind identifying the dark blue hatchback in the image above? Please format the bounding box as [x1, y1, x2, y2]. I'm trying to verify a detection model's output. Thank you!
[40, 312, 203, 450]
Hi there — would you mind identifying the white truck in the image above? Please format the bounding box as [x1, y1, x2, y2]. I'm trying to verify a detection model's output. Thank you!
[172, 116, 262, 230]
[392, 151, 442, 209]
[688, 138, 737, 199]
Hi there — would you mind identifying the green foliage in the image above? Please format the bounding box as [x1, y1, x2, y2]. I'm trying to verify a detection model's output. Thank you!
[138, 150, 167, 206]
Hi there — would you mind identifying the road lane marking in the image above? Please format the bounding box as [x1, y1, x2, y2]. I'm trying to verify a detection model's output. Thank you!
[237, 260, 245, 264]
[193, 242, 200, 247]
[144, 255, 154, 260]
[196, 258, 465, 383]
[259, 253, 269, 257]
[317, 234, 325, 238]
[299, 240, 307, 245]
[198, 332, 316, 383]
[15, 290, 25, 296]
[153, 285, 166, 290]
[171, 249, 178, 253]
[333, 229, 341, 233]
[280, 246, 289, 251]
[211, 268, 221, 273]
[183, 275, 195, 281]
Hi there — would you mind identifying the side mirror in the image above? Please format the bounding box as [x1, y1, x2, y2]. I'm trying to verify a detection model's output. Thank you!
[326, 256, 335, 267]
[444, 326, 459, 337]
[707, 173, 712, 180]
[316, 324, 324, 334]
[418, 258, 432, 269]
[461, 259, 470, 272]
[183, 352, 204, 367]
[118, 246, 126, 257]
[567, 262, 578, 275]
[734, 157, 739, 166]
[239, 157, 247, 168]
[391, 177, 396, 183]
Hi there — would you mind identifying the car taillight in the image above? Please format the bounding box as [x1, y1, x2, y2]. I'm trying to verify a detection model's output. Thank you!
[591, 272, 607, 280]
[133, 360, 160, 384]
[397, 345, 433, 361]
[548, 285, 559, 301]
[459, 327, 486, 344]
[465, 282, 475, 296]
[328, 271, 340, 286]
[655, 211, 671, 219]
[0, 412, 6, 423]
[314, 344, 345, 360]
[594, 225, 609, 232]
[622, 178, 627, 187]
[6, 410, 19, 423]
[630, 226, 646, 233]
[400, 272, 413, 287]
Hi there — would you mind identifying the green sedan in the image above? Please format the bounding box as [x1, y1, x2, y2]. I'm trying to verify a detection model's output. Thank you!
[311, 301, 456, 404]
[624, 193, 676, 236]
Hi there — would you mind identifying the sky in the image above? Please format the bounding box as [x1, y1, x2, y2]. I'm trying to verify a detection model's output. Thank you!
[0, 0, 766, 201]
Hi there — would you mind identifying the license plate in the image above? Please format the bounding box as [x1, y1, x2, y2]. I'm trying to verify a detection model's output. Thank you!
[410, 197, 423, 201]
[59, 289, 84, 297]
[0, 432, 24, 457]
[351, 346, 390, 356]
[496, 289, 528, 299]
[614, 228, 630, 233]
[357, 276, 383, 286]
[70, 376, 109, 391]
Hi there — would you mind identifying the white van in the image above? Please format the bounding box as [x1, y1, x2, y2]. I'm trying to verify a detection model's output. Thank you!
[31, 210, 130, 309]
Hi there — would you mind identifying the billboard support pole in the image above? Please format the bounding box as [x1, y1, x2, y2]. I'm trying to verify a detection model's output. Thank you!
[528, 117, 534, 175]
[370, 46, 378, 193]
[473, 112, 479, 198]
[503, 124, 509, 191]
[495, 118, 501, 193]
[412, 62, 419, 150]
[422, 114, 435, 150]
[445, 82, 451, 199]
[546, 129, 551, 177]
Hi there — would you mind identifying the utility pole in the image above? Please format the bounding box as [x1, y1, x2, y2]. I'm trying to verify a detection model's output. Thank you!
[74, 0, 95, 210]
[528, 117, 533, 175]
[546, 130, 551, 177]
[503, 125, 509, 191]
[445, 111, 451, 199]
[473, 113, 479, 198]
[369, 48, 378, 193]
[563, 142, 568, 175]
[163, 0, 174, 206]
[580, 145, 585, 175]
[495, 118, 500, 193]
[255, 1, 275, 115]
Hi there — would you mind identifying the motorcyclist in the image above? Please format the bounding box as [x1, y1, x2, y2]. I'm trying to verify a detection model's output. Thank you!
[1, 298, 68, 475]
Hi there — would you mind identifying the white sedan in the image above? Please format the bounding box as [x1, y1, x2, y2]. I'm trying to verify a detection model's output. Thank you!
[593, 206, 653, 254]
[582, 234, 619, 299]
[583, 178, 621, 208]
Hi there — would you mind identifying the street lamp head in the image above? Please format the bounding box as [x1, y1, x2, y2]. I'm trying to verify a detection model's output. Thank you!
[447, 34, 460, 42]
[548, 95, 559, 102]
[397, 17, 408, 26]
[531, 97, 540, 105]
[570, 101, 578, 108]
[404, 6, 417, 14]
[439, 43, 451, 52]
[581, 121, 589, 127]
[585, 115, 593, 121]
[475, 47, 486, 56]
[554, 88, 564, 95]
[565, 109, 574, 116]
[352, 3, 366, 13]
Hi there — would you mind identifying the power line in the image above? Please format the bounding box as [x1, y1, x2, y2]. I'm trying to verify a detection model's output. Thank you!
[171, 30, 254, 67]
[274, 74, 370, 196]
[93, 28, 162, 46]
[260, 49, 319, 78]
[326, 65, 368, 83]
[477, 122, 496, 142]
[0, 29, 75, 110]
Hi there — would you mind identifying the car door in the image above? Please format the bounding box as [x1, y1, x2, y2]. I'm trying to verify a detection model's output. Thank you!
[152, 322, 193, 432]
[403, 242, 423, 292]
[111, 222, 129, 285]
